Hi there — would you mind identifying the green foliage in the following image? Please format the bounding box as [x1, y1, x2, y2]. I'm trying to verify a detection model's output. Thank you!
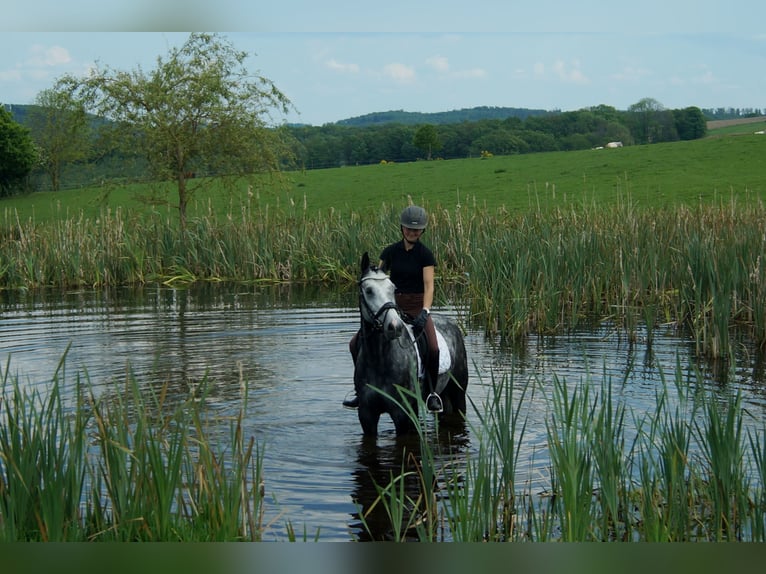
[0, 107, 37, 197]
[335, 105, 551, 126]
[288, 102, 712, 168]
[412, 124, 442, 159]
[56, 32, 294, 228]
[28, 88, 90, 191]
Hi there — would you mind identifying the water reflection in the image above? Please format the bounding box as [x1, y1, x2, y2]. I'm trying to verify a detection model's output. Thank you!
[349, 422, 470, 541]
[2, 284, 766, 541]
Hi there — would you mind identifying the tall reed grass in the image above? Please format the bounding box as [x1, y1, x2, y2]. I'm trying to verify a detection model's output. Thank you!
[0, 352, 267, 541]
[3, 195, 766, 358]
[2, 351, 765, 541]
[362, 360, 766, 542]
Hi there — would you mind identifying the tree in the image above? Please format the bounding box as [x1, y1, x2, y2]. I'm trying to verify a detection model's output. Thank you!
[0, 107, 37, 197]
[413, 124, 442, 160]
[674, 106, 707, 140]
[28, 88, 90, 191]
[628, 97, 666, 144]
[59, 33, 293, 228]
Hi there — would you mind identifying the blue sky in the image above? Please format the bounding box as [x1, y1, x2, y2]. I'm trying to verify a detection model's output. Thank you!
[1, 1, 764, 125]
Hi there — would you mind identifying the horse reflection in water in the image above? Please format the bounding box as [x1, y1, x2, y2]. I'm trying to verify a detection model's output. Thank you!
[349, 425, 470, 541]
[353, 252, 468, 437]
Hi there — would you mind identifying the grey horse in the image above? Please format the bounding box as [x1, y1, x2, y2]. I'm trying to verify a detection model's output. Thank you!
[353, 252, 468, 436]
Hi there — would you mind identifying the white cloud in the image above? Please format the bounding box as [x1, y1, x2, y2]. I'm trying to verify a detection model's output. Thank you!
[426, 55, 449, 72]
[383, 62, 415, 83]
[28, 44, 72, 67]
[553, 59, 589, 84]
[694, 70, 716, 85]
[533, 62, 545, 76]
[325, 58, 359, 73]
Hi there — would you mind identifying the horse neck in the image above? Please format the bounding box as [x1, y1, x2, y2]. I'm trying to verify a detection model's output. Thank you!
[359, 319, 396, 360]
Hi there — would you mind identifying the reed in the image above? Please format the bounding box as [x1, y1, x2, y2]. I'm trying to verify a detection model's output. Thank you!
[2, 350, 766, 541]
[4, 195, 766, 358]
[0, 354, 267, 541]
[370, 350, 766, 542]
[441, 369, 531, 541]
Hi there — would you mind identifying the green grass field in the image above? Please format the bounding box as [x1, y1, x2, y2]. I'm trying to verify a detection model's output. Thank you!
[3, 130, 765, 224]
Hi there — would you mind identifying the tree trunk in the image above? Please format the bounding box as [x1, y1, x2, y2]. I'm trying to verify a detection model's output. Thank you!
[178, 176, 188, 230]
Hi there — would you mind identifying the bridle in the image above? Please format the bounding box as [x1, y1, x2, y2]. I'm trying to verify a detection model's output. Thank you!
[358, 271, 401, 331]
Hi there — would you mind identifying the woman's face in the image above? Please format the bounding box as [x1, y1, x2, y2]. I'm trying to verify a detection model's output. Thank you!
[402, 226, 424, 244]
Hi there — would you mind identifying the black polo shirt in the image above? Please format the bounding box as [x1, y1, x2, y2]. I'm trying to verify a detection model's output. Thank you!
[379, 240, 436, 294]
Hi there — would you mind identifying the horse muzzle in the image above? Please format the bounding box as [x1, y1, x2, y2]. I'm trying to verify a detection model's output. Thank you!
[381, 310, 404, 341]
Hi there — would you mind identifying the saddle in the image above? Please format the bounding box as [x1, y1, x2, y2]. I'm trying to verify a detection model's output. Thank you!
[405, 322, 452, 381]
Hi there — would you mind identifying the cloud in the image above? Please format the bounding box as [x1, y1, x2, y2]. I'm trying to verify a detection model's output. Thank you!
[383, 62, 415, 83]
[425, 55, 449, 72]
[325, 58, 359, 73]
[425, 55, 485, 79]
[28, 44, 72, 67]
[694, 70, 716, 85]
[552, 59, 589, 84]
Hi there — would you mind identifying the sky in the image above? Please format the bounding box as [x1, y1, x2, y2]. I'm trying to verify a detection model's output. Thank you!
[1, 1, 765, 126]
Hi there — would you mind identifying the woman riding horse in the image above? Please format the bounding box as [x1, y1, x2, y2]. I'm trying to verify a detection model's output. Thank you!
[344, 205, 440, 409]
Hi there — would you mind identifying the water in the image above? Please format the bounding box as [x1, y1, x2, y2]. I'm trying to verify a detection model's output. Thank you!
[2, 284, 766, 541]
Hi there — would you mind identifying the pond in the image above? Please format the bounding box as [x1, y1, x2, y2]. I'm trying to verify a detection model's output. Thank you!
[2, 283, 766, 541]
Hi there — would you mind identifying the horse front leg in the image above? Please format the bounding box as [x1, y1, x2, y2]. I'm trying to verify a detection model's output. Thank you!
[358, 407, 381, 437]
[391, 409, 416, 436]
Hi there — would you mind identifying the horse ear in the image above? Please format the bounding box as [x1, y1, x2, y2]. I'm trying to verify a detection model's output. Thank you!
[361, 252, 370, 272]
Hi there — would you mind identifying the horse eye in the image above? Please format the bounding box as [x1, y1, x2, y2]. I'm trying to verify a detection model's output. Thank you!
[365, 287, 373, 295]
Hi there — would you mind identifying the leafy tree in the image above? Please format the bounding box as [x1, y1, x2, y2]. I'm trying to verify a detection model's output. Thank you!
[674, 106, 707, 140]
[413, 124, 442, 160]
[628, 97, 666, 144]
[28, 88, 90, 191]
[59, 32, 293, 228]
[0, 107, 37, 197]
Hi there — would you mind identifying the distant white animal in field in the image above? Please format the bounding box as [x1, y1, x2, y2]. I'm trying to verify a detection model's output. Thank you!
[605, 141, 623, 148]
[755, 130, 765, 135]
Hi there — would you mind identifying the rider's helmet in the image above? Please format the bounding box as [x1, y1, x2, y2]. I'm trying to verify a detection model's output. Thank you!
[400, 205, 428, 230]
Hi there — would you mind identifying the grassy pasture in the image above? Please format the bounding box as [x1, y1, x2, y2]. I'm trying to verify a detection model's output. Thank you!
[3, 132, 765, 223]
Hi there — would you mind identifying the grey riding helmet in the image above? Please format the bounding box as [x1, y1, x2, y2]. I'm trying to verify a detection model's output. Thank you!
[400, 205, 428, 229]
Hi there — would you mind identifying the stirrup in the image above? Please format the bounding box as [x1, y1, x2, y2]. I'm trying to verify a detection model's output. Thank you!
[426, 392, 443, 413]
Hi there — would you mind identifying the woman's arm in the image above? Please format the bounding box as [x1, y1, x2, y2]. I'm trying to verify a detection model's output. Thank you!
[422, 265, 435, 310]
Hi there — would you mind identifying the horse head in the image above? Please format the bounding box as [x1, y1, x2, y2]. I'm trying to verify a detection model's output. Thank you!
[358, 252, 404, 341]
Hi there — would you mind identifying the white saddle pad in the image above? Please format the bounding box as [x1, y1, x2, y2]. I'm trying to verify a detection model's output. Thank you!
[407, 325, 452, 378]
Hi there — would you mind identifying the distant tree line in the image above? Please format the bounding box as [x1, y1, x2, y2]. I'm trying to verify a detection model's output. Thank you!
[286, 98, 708, 169]
[1, 97, 709, 194]
[333, 106, 551, 127]
[702, 107, 764, 120]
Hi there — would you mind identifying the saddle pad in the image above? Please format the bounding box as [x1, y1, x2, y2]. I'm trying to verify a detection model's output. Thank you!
[407, 325, 452, 377]
[436, 329, 452, 374]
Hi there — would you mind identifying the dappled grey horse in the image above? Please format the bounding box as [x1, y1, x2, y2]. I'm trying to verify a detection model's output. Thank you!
[353, 252, 468, 436]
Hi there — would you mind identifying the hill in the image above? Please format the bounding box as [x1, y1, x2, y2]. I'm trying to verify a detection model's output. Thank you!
[334, 106, 552, 127]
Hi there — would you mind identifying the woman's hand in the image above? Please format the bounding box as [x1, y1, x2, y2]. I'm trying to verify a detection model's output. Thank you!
[413, 309, 429, 331]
